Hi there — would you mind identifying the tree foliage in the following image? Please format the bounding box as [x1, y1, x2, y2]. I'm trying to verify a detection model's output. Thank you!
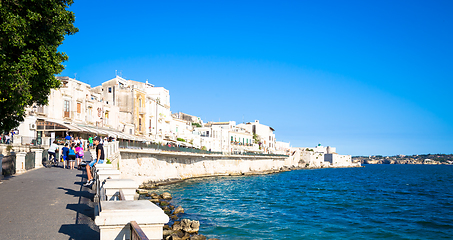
[0, 0, 78, 133]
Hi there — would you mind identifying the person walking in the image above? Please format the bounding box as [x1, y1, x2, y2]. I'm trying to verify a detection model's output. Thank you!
[88, 135, 93, 150]
[75, 143, 84, 169]
[61, 143, 69, 169]
[83, 137, 104, 186]
[67, 144, 76, 170]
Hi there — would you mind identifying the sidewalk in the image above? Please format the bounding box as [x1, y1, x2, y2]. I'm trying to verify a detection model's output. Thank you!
[0, 153, 99, 239]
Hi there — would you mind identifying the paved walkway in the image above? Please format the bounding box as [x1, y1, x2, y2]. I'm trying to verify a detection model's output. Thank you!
[0, 152, 99, 240]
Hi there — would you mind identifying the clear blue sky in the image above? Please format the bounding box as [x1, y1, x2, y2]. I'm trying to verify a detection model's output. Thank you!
[59, 0, 453, 156]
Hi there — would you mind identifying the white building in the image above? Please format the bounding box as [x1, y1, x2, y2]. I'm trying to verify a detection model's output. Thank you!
[15, 77, 122, 146]
[238, 120, 276, 153]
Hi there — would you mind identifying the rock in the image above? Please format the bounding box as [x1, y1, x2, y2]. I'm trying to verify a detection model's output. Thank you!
[160, 200, 170, 206]
[140, 182, 157, 189]
[167, 231, 190, 240]
[171, 214, 179, 220]
[172, 221, 182, 231]
[150, 192, 159, 199]
[163, 224, 172, 230]
[163, 230, 176, 238]
[181, 219, 200, 234]
[137, 189, 148, 194]
[189, 234, 207, 240]
[174, 206, 185, 214]
[149, 199, 160, 204]
[161, 192, 172, 200]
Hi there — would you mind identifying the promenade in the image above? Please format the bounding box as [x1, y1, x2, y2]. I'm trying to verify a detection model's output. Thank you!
[0, 153, 99, 239]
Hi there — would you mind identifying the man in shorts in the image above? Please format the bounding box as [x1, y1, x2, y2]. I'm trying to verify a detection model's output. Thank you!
[83, 137, 104, 186]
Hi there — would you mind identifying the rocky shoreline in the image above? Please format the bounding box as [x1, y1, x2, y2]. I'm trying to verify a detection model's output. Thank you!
[139, 165, 362, 189]
[137, 191, 218, 240]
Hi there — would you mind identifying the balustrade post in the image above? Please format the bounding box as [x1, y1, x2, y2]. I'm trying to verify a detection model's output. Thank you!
[31, 149, 43, 168]
[15, 152, 27, 173]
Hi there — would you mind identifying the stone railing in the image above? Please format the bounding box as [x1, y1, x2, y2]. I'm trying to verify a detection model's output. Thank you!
[93, 163, 169, 240]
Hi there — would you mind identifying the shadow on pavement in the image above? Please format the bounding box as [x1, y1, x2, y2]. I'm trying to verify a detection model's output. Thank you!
[59, 224, 99, 240]
[66, 203, 95, 219]
[58, 187, 95, 199]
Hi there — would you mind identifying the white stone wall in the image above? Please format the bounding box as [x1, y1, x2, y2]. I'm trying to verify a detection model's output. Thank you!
[325, 154, 352, 167]
[300, 151, 328, 168]
[119, 149, 299, 185]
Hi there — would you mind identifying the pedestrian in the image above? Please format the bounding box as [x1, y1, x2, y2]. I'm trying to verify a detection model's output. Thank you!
[75, 143, 84, 169]
[84, 137, 104, 186]
[61, 143, 69, 169]
[5, 134, 10, 144]
[68, 144, 76, 170]
[88, 135, 93, 149]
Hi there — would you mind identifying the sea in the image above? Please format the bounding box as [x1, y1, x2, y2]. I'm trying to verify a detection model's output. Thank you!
[157, 165, 453, 240]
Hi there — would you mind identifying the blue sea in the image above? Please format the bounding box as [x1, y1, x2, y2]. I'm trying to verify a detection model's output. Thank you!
[157, 165, 453, 239]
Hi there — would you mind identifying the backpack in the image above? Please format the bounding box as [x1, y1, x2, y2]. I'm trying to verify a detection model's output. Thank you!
[78, 147, 84, 156]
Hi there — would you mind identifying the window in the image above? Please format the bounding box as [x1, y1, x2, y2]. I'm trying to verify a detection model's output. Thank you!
[77, 103, 81, 113]
[139, 118, 142, 132]
[87, 106, 92, 122]
[64, 100, 70, 118]
[108, 87, 112, 93]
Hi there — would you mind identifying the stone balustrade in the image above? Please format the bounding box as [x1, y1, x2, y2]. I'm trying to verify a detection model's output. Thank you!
[93, 162, 168, 240]
[95, 200, 169, 240]
[102, 179, 139, 201]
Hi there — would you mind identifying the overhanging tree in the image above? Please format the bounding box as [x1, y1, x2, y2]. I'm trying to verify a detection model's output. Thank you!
[0, 0, 78, 133]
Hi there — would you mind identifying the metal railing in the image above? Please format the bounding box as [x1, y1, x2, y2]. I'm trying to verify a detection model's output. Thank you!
[25, 152, 35, 170]
[119, 140, 222, 155]
[119, 139, 288, 157]
[130, 221, 149, 240]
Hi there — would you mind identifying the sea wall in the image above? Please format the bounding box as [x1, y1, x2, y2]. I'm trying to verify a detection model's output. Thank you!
[119, 149, 299, 185]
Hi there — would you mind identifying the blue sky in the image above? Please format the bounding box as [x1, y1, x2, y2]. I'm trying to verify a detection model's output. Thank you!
[59, 0, 453, 156]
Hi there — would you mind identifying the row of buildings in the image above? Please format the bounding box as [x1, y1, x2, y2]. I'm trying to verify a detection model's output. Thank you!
[13, 76, 288, 154]
[11, 75, 354, 167]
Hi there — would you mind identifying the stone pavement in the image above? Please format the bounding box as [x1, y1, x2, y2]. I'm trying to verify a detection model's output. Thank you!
[0, 152, 99, 240]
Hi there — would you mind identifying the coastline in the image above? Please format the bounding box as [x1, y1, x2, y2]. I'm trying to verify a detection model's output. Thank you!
[139, 164, 363, 189]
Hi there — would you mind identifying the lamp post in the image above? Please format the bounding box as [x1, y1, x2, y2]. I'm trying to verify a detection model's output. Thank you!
[155, 98, 160, 138]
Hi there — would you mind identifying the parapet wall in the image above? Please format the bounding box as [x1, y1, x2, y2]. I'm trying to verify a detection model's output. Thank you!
[119, 149, 298, 185]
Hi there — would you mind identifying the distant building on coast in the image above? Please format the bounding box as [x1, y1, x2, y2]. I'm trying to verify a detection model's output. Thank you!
[299, 144, 356, 167]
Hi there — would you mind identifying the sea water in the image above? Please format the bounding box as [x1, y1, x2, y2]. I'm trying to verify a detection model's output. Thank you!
[158, 165, 453, 239]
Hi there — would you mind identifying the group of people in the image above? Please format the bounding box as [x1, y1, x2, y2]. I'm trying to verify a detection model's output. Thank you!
[48, 140, 85, 170]
[1, 132, 13, 144]
[47, 134, 105, 187]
